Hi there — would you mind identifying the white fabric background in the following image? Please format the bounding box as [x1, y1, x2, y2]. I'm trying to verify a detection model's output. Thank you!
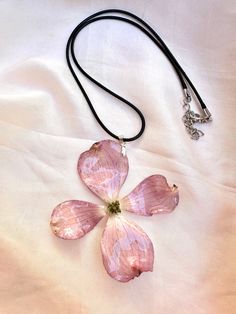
[0, 1, 236, 313]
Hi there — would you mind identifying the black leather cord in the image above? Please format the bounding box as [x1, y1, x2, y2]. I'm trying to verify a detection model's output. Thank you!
[66, 9, 207, 142]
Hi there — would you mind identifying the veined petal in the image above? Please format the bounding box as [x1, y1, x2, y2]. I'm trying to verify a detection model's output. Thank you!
[50, 200, 105, 240]
[101, 215, 154, 282]
[120, 175, 179, 216]
[78, 140, 128, 202]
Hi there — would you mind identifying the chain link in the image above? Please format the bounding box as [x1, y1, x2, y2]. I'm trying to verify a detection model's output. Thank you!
[182, 94, 212, 140]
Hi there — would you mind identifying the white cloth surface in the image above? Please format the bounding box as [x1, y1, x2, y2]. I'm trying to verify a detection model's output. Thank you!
[0, 1, 236, 313]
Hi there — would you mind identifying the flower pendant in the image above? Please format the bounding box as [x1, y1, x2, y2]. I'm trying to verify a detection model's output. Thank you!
[50, 140, 179, 282]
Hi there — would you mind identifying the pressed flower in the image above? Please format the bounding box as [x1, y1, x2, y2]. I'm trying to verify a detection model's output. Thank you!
[50, 140, 179, 282]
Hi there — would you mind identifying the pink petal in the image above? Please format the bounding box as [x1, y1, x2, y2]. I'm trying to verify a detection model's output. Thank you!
[50, 200, 105, 240]
[78, 140, 129, 202]
[120, 175, 179, 216]
[101, 215, 154, 282]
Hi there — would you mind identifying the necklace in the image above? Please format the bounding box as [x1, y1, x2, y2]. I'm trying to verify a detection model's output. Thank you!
[50, 9, 212, 283]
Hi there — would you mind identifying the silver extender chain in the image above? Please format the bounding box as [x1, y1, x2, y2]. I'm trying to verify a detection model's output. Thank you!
[182, 89, 212, 140]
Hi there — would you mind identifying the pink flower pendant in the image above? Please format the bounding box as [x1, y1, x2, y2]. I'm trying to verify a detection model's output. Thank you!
[50, 140, 179, 282]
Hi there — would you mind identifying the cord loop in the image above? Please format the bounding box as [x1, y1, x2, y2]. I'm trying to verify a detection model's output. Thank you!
[66, 9, 211, 141]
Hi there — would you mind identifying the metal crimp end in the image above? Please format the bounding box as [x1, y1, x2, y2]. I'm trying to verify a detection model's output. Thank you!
[203, 108, 212, 121]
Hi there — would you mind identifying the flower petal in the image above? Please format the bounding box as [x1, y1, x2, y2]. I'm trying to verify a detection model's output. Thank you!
[101, 215, 154, 282]
[120, 175, 179, 216]
[50, 200, 105, 240]
[78, 140, 129, 202]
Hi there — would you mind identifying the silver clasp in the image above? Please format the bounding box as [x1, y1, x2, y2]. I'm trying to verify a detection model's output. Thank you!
[184, 88, 192, 103]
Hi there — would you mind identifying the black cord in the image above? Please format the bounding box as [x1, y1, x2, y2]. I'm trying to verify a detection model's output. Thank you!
[66, 9, 207, 142]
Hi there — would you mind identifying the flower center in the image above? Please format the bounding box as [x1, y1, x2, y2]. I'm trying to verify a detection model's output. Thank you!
[107, 200, 121, 215]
